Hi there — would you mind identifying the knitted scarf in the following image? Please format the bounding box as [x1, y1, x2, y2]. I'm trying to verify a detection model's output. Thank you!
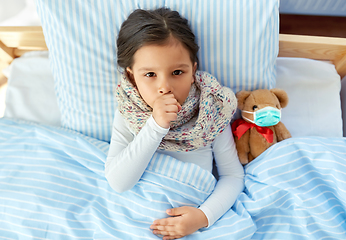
[116, 70, 237, 152]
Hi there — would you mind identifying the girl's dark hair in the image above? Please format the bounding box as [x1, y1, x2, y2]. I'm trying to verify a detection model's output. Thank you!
[117, 7, 199, 70]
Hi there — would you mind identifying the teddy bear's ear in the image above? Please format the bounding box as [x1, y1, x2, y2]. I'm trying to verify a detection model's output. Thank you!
[270, 88, 289, 108]
[236, 90, 252, 110]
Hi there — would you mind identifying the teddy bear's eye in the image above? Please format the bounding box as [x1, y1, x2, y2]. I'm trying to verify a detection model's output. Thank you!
[252, 105, 258, 111]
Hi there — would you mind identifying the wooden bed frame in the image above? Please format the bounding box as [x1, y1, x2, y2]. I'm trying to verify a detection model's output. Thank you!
[1, 26, 346, 78]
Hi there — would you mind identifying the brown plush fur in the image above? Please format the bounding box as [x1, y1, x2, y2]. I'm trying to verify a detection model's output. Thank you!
[234, 88, 291, 164]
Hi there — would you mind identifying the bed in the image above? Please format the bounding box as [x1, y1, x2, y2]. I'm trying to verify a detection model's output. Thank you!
[1, 0, 346, 239]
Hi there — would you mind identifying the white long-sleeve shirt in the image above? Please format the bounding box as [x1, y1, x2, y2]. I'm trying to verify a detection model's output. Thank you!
[105, 109, 244, 227]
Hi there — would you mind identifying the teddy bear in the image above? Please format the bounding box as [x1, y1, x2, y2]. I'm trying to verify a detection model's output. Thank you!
[231, 88, 291, 164]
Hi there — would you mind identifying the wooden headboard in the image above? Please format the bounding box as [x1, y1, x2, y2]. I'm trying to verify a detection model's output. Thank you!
[279, 34, 346, 78]
[0, 26, 47, 62]
[1, 26, 346, 78]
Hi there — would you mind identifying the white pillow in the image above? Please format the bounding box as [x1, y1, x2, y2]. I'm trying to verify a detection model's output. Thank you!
[4, 51, 61, 126]
[276, 57, 343, 138]
[36, 0, 279, 142]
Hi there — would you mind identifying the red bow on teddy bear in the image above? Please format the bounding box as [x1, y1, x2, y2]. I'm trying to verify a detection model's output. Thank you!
[232, 119, 274, 143]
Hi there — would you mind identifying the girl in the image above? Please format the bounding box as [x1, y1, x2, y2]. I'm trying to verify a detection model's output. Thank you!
[106, 7, 244, 239]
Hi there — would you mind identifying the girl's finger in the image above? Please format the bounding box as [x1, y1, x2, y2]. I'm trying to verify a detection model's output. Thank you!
[161, 93, 180, 106]
[153, 229, 171, 235]
[163, 235, 184, 240]
[166, 207, 187, 216]
[165, 113, 178, 122]
[165, 105, 179, 113]
[177, 102, 182, 112]
[151, 224, 176, 232]
[153, 229, 182, 240]
[152, 216, 181, 227]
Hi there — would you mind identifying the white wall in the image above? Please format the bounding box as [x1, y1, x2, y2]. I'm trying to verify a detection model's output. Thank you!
[0, 0, 41, 26]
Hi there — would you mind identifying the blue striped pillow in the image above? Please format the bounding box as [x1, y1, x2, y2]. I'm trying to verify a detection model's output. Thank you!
[36, 0, 279, 142]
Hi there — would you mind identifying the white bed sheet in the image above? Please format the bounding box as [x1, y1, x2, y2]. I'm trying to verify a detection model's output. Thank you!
[3, 51, 61, 126]
[277, 57, 343, 138]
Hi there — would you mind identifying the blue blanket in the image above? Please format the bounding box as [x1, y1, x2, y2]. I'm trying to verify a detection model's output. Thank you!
[1, 118, 346, 239]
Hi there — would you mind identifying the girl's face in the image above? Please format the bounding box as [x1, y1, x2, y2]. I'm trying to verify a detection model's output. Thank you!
[126, 37, 197, 108]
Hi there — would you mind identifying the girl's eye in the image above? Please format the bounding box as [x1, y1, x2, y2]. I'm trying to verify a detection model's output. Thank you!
[172, 70, 183, 76]
[145, 72, 156, 77]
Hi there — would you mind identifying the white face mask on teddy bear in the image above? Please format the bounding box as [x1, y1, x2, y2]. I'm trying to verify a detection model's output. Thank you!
[242, 106, 281, 127]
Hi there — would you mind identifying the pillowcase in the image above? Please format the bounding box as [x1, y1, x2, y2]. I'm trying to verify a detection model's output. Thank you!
[36, 0, 279, 142]
[4, 51, 61, 126]
[279, 0, 346, 17]
[276, 57, 343, 138]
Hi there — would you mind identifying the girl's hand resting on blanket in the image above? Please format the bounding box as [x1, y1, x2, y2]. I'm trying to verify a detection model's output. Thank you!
[150, 206, 208, 239]
[152, 94, 182, 129]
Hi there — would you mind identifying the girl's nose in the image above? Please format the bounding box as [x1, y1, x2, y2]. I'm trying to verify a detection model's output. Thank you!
[158, 78, 172, 94]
